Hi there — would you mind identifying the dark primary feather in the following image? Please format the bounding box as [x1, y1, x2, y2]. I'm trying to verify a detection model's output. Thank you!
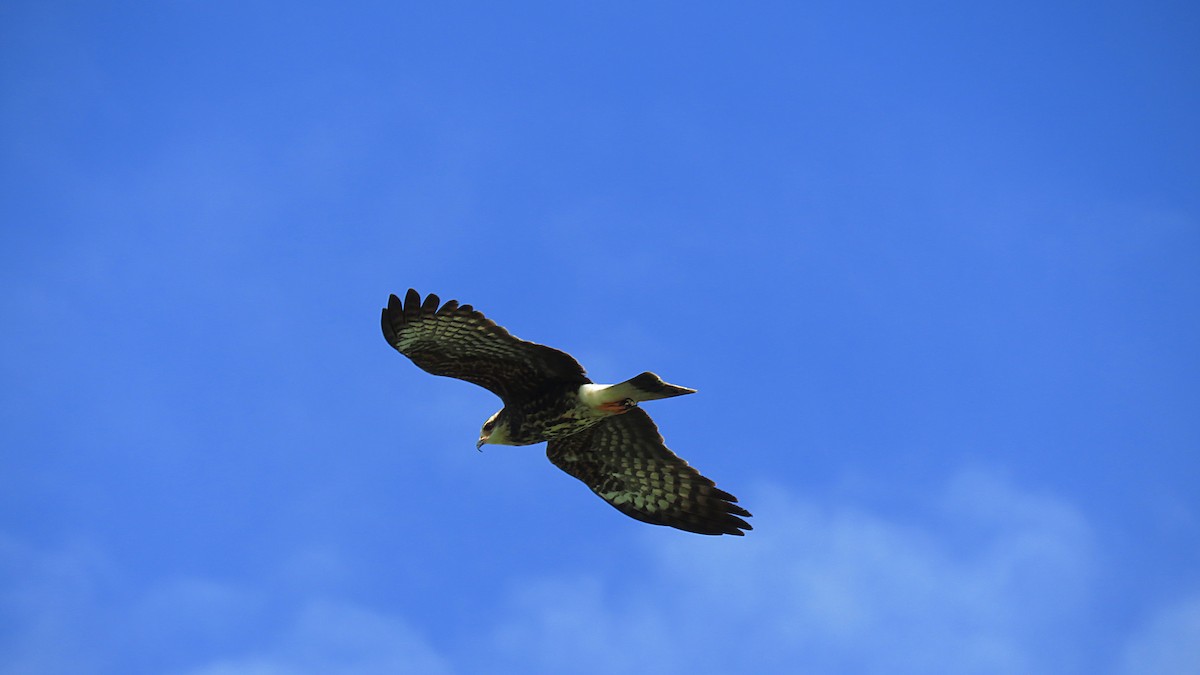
[381, 289, 588, 402]
[546, 408, 752, 536]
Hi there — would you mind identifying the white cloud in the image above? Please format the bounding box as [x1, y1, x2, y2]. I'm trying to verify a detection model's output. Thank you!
[1118, 596, 1200, 675]
[0, 538, 450, 675]
[0, 535, 112, 675]
[3, 469, 1190, 675]
[486, 575, 673, 673]
[181, 600, 453, 675]
[485, 469, 1098, 675]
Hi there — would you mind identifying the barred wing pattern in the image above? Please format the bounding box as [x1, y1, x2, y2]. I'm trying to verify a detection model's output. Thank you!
[547, 408, 752, 535]
[382, 289, 588, 402]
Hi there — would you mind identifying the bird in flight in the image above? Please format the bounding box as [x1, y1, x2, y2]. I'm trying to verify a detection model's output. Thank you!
[381, 289, 752, 536]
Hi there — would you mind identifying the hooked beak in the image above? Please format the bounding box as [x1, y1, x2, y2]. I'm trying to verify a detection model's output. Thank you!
[476, 438, 485, 451]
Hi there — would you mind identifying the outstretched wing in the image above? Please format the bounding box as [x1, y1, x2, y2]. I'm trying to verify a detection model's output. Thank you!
[382, 289, 588, 402]
[546, 408, 752, 536]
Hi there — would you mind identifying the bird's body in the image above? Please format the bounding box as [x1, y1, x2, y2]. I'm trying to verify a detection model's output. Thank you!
[488, 381, 599, 445]
[381, 289, 751, 536]
[482, 381, 613, 446]
[480, 373, 700, 446]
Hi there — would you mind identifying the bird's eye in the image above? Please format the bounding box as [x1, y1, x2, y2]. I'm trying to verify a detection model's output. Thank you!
[484, 420, 495, 431]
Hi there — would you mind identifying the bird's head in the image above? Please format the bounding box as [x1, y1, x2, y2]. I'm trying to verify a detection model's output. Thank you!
[477, 410, 510, 450]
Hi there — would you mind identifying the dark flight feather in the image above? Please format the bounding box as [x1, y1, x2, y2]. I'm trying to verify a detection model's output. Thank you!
[547, 408, 752, 536]
[382, 289, 589, 403]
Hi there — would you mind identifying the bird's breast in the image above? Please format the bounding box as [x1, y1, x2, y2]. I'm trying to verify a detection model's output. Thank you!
[508, 387, 609, 444]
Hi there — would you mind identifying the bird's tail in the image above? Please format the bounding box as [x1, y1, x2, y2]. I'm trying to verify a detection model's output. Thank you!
[599, 372, 697, 404]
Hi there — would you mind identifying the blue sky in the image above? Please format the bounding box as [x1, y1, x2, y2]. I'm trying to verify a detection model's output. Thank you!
[2, 2, 1198, 673]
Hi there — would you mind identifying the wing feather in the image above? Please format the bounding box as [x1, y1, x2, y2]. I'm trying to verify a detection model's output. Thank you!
[546, 408, 752, 536]
[382, 289, 588, 402]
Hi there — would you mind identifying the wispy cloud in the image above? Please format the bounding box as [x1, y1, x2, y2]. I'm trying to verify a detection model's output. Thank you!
[0, 534, 115, 675]
[180, 600, 453, 675]
[1118, 595, 1200, 675]
[484, 468, 1099, 674]
[3, 468, 1192, 675]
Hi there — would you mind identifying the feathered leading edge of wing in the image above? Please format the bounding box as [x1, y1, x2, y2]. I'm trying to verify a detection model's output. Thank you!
[381, 289, 589, 402]
[546, 408, 752, 536]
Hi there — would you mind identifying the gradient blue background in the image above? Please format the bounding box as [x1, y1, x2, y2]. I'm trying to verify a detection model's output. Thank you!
[3, 2, 1198, 673]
